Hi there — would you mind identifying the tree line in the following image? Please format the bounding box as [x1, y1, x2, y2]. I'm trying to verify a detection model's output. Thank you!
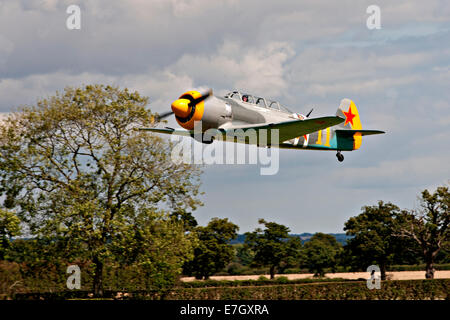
[0, 85, 448, 297]
[180, 189, 449, 281]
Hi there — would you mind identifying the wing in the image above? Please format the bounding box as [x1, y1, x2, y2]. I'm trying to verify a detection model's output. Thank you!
[139, 116, 344, 145]
[219, 116, 344, 144]
[138, 127, 193, 136]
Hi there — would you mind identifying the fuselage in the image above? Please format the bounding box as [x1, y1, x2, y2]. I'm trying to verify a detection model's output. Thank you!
[171, 90, 365, 152]
[213, 92, 353, 151]
[144, 89, 383, 162]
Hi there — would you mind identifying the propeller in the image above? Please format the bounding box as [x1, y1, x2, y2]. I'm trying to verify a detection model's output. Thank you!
[171, 89, 212, 119]
[189, 89, 213, 107]
[306, 108, 314, 118]
[153, 110, 175, 122]
[152, 89, 213, 123]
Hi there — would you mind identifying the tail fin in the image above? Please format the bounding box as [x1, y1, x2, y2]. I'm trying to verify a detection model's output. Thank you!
[335, 99, 363, 150]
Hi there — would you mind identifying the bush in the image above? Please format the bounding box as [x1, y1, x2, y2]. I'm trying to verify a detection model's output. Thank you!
[0, 261, 25, 299]
[226, 263, 245, 275]
[275, 276, 289, 284]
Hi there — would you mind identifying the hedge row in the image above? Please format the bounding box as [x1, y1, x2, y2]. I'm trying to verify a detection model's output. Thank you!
[10, 279, 450, 300]
[0, 260, 179, 296]
[181, 277, 358, 288]
[167, 279, 450, 300]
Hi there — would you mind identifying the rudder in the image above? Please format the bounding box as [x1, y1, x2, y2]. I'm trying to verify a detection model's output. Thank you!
[335, 99, 362, 150]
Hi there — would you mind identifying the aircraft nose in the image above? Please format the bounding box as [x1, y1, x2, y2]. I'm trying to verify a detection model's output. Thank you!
[171, 98, 191, 118]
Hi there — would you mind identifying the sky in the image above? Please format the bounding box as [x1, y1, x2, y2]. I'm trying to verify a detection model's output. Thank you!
[0, 0, 449, 233]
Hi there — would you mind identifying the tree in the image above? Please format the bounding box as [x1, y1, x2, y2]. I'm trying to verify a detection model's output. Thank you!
[183, 218, 238, 280]
[169, 209, 198, 231]
[0, 84, 202, 296]
[6, 237, 79, 291]
[303, 233, 342, 277]
[0, 209, 21, 260]
[234, 244, 254, 266]
[109, 210, 198, 291]
[395, 186, 449, 279]
[343, 201, 407, 280]
[436, 239, 450, 263]
[245, 219, 302, 279]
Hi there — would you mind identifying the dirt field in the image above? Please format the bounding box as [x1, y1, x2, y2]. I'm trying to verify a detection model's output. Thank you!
[181, 270, 450, 282]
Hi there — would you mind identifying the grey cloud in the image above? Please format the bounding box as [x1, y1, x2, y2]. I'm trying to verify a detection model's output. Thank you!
[169, 40, 295, 97]
[0, 0, 449, 232]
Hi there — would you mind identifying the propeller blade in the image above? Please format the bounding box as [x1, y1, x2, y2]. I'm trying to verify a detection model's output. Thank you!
[154, 110, 174, 121]
[306, 108, 314, 118]
[189, 89, 213, 106]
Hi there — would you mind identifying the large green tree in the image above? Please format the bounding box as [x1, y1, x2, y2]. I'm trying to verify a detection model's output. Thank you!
[0, 209, 21, 260]
[109, 210, 198, 291]
[303, 233, 342, 277]
[395, 186, 449, 279]
[343, 201, 407, 280]
[0, 84, 202, 296]
[245, 219, 301, 279]
[184, 217, 238, 280]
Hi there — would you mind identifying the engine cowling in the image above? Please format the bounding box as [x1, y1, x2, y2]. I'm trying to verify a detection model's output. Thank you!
[172, 91, 206, 130]
[171, 90, 232, 131]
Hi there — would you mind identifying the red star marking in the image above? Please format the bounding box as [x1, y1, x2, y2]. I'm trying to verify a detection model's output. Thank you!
[343, 105, 356, 127]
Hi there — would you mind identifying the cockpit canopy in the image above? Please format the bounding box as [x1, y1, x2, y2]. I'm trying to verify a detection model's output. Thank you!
[224, 90, 293, 113]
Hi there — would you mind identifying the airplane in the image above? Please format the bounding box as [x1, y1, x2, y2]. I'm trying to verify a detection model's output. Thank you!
[140, 89, 385, 162]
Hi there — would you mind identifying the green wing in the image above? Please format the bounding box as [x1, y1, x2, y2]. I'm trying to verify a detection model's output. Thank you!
[220, 116, 344, 144]
[139, 127, 193, 136]
[139, 116, 344, 145]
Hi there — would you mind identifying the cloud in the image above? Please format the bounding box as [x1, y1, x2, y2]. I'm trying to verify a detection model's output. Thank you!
[287, 48, 435, 96]
[0, 0, 449, 232]
[0, 70, 196, 115]
[0, 38, 296, 112]
[0, 72, 116, 111]
[306, 75, 421, 96]
[170, 40, 295, 97]
[0, 35, 14, 71]
[17, 0, 64, 12]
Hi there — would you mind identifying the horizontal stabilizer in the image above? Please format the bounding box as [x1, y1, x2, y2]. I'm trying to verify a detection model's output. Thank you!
[335, 129, 385, 136]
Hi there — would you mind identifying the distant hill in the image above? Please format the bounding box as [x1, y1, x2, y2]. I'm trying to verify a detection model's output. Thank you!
[229, 233, 352, 245]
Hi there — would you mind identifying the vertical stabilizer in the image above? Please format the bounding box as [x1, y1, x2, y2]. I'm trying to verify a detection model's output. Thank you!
[335, 99, 362, 150]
